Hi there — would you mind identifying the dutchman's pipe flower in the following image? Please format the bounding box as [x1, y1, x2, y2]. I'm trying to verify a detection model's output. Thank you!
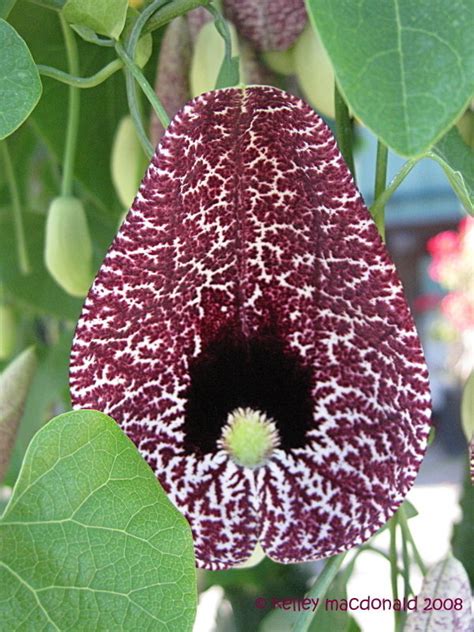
[70, 86, 431, 570]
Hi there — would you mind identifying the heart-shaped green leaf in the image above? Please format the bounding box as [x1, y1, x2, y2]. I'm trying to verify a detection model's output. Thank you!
[62, 0, 128, 39]
[0, 410, 197, 631]
[0, 19, 42, 139]
[0, 347, 36, 483]
[306, 0, 474, 156]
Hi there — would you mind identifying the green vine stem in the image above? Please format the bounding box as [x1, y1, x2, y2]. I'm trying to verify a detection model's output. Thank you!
[0, 141, 30, 275]
[37, 59, 123, 88]
[373, 141, 389, 238]
[370, 157, 418, 224]
[293, 553, 347, 632]
[400, 524, 411, 629]
[116, 0, 172, 158]
[335, 84, 355, 179]
[60, 14, 80, 196]
[144, 0, 211, 34]
[27, 0, 64, 10]
[115, 40, 169, 157]
[206, 3, 236, 85]
[128, 0, 167, 54]
[389, 516, 402, 631]
[399, 505, 427, 576]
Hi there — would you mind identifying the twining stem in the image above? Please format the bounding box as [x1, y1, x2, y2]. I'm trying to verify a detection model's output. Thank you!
[116, 0, 171, 157]
[334, 84, 355, 179]
[399, 506, 427, 576]
[115, 43, 155, 157]
[60, 15, 80, 197]
[370, 157, 418, 222]
[115, 38, 171, 156]
[37, 59, 123, 88]
[373, 141, 389, 239]
[127, 0, 167, 55]
[0, 141, 30, 275]
[293, 553, 347, 632]
[143, 0, 211, 34]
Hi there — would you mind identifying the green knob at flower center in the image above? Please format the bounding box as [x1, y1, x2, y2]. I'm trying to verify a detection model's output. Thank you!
[218, 407, 280, 468]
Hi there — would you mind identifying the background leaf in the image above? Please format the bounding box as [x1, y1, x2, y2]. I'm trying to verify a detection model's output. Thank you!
[306, 0, 474, 156]
[452, 463, 474, 589]
[215, 55, 240, 90]
[429, 126, 474, 215]
[0, 347, 36, 482]
[461, 371, 474, 442]
[3, 328, 74, 487]
[404, 556, 474, 631]
[0, 19, 42, 139]
[63, 0, 129, 39]
[0, 410, 197, 631]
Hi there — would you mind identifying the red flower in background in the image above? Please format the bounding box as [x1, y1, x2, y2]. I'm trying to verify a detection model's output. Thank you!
[427, 217, 473, 291]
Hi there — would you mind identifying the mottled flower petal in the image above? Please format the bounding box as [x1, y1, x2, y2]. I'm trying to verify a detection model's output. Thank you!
[223, 0, 307, 51]
[70, 86, 431, 570]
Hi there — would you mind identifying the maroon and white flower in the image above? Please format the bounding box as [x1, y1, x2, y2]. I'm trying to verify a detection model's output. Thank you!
[70, 86, 432, 570]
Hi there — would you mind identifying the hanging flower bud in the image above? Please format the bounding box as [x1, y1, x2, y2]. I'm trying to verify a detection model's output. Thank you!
[111, 115, 143, 208]
[44, 196, 92, 298]
[294, 24, 336, 119]
[70, 86, 431, 570]
[190, 20, 274, 97]
[190, 20, 239, 97]
[223, 0, 307, 51]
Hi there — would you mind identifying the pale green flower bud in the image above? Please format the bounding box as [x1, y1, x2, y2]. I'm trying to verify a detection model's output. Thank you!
[44, 196, 93, 297]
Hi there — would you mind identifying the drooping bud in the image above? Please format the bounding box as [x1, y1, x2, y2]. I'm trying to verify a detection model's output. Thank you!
[190, 20, 239, 97]
[44, 196, 92, 298]
[456, 109, 474, 148]
[223, 0, 307, 51]
[190, 20, 274, 97]
[218, 407, 280, 468]
[294, 24, 335, 119]
[111, 115, 143, 208]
